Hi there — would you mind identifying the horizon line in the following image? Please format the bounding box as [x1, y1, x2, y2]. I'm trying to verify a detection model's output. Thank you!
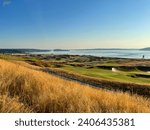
[0, 47, 148, 50]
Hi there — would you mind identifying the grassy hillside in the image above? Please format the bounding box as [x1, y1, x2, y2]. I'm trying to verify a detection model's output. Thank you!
[0, 59, 150, 113]
[0, 54, 150, 85]
[43, 67, 150, 98]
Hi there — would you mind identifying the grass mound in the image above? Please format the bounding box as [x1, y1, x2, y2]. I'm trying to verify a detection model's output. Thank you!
[0, 59, 150, 113]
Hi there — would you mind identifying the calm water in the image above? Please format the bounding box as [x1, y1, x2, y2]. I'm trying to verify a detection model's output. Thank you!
[32, 49, 150, 59]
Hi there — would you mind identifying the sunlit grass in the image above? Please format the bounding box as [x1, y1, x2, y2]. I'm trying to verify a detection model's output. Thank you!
[0, 59, 150, 113]
[62, 65, 150, 85]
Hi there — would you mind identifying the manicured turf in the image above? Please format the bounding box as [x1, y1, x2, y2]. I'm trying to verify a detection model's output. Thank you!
[62, 65, 150, 85]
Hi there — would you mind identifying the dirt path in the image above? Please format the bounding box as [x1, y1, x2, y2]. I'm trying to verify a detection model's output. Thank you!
[41, 67, 150, 98]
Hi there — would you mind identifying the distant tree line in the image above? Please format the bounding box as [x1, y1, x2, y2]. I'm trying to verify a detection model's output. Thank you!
[0, 49, 50, 54]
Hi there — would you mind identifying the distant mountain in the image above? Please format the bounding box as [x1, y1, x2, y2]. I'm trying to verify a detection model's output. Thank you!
[0, 49, 50, 54]
[140, 47, 150, 51]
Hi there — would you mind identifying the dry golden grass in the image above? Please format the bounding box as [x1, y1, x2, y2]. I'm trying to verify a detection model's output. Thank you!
[10, 60, 41, 70]
[0, 59, 150, 113]
[0, 95, 32, 113]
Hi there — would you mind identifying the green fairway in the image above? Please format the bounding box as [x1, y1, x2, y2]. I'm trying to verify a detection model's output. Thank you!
[62, 65, 150, 85]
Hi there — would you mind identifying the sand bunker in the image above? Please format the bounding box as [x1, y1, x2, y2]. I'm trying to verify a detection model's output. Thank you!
[112, 67, 120, 72]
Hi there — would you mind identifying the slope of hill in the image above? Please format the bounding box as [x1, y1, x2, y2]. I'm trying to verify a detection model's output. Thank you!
[0, 59, 150, 113]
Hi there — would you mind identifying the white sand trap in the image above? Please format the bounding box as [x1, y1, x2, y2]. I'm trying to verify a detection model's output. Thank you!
[112, 67, 120, 72]
[147, 71, 150, 73]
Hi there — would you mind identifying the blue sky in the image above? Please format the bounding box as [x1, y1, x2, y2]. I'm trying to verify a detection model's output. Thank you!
[0, 0, 150, 49]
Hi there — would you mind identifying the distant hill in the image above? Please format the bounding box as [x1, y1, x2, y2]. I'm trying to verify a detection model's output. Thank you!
[53, 49, 70, 51]
[140, 47, 150, 51]
[0, 49, 50, 54]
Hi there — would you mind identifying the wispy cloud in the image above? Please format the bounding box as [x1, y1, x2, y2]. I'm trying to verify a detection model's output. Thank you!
[3, 0, 11, 7]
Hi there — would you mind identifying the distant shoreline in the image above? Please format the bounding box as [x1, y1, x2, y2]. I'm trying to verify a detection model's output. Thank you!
[0, 49, 50, 54]
[0, 48, 150, 59]
[1, 53, 150, 61]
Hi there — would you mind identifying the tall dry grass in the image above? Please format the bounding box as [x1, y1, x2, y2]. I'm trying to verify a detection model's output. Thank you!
[0, 59, 150, 113]
[0, 95, 32, 113]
